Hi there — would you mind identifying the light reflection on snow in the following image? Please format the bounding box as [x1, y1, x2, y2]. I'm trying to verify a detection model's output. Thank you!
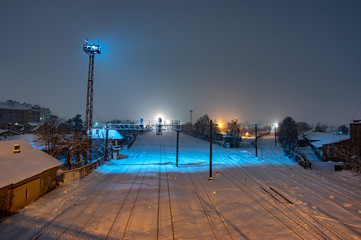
[97, 148, 296, 175]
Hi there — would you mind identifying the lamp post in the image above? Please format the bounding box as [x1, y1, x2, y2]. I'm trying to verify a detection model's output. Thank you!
[274, 123, 278, 147]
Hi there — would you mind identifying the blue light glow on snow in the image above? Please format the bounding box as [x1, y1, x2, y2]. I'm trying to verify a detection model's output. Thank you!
[97, 148, 296, 175]
[96, 131, 297, 175]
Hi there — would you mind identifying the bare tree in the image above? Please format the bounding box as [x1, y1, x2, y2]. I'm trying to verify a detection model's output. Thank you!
[297, 121, 311, 135]
[336, 142, 361, 172]
[58, 130, 91, 169]
[35, 120, 62, 157]
[194, 114, 210, 137]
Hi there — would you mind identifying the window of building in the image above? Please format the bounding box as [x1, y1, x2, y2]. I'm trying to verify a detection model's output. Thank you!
[25, 188, 29, 200]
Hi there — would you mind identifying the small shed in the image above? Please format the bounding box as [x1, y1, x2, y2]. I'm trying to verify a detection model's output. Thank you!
[92, 128, 124, 145]
[92, 129, 124, 159]
[0, 140, 62, 217]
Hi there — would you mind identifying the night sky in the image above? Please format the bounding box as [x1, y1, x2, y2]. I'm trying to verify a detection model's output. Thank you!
[1, 0, 360, 126]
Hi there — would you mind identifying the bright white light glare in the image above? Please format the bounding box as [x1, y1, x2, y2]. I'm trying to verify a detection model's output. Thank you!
[274, 122, 279, 128]
[156, 114, 164, 123]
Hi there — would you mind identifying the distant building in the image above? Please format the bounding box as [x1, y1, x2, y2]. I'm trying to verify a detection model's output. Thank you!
[92, 128, 124, 145]
[303, 121, 361, 163]
[350, 121, 361, 149]
[0, 140, 62, 217]
[0, 100, 51, 124]
[0, 129, 21, 139]
[303, 131, 350, 161]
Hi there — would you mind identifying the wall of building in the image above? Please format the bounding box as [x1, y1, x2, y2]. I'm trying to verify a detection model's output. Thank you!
[0, 167, 58, 217]
[350, 123, 361, 150]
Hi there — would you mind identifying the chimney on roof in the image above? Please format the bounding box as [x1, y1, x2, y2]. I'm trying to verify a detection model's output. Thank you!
[13, 144, 21, 153]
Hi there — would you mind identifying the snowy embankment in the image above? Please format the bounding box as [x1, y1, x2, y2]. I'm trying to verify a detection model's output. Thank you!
[0, 131, 360, 239]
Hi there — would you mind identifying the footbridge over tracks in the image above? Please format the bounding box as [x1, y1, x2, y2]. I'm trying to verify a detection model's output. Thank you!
[106, 120, 180, 131]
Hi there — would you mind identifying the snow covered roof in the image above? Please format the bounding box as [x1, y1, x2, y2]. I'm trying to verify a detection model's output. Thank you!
[0, 140, 62, 188]
[303, 131, 350, 148]
[91, 129, 124, 140]
[0, 140, 33, 157]
[0, 101, 31, 110]
[0, 129, 21, 136]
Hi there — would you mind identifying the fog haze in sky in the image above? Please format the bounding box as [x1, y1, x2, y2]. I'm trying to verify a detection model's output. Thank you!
[1, 0, 360, 126]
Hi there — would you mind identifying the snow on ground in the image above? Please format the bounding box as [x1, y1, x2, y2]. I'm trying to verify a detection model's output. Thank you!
[0, 131, 360, 239]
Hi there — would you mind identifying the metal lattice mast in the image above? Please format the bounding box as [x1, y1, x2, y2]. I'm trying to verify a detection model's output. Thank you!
[85, 53, 95, 134]
[83, 41, 101, 135]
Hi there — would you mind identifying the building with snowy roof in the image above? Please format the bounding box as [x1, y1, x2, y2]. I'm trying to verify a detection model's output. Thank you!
[0, 140, 62, 217]
[92, 128, 124, 146]
[0, 100, 51, 124]
[303, 131, 350, 161]
[92, 129, 125, 158]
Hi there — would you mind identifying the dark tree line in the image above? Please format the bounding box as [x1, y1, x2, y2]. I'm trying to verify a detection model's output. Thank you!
[181, 114, 222, 141]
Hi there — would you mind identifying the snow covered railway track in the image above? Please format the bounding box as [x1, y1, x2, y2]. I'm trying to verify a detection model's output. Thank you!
[157, 134, 176, 240]
[216, 153, 345, 240]
[105, 133, 175, 240]
[104, 147, 153, 239]
[220, 168, 344, 240]
[266, 145, 361, 190]
[185, 168, 234, 240]
[264, 148, 361, 218]
[33, 163, 139, 240]
[268, 147, 361, 201]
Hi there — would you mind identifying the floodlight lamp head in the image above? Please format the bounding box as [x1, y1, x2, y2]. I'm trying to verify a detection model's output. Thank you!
[83, 42, 101, 55]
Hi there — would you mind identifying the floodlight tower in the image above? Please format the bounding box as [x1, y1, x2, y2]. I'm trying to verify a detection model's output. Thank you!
[83, 40, 101, 135]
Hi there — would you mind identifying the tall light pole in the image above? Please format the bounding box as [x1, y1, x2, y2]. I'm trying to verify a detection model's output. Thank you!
[83, 40, 101, 135]
[83, 40, 101, 162]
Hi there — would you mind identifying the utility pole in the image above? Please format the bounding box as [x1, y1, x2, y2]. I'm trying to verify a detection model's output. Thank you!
[104, 126, 109, 161]
[209, 120, 213, 181]
[255, 123, 258, 158]
[274, 124, 277, 147]
[176, 130, 179, 167]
